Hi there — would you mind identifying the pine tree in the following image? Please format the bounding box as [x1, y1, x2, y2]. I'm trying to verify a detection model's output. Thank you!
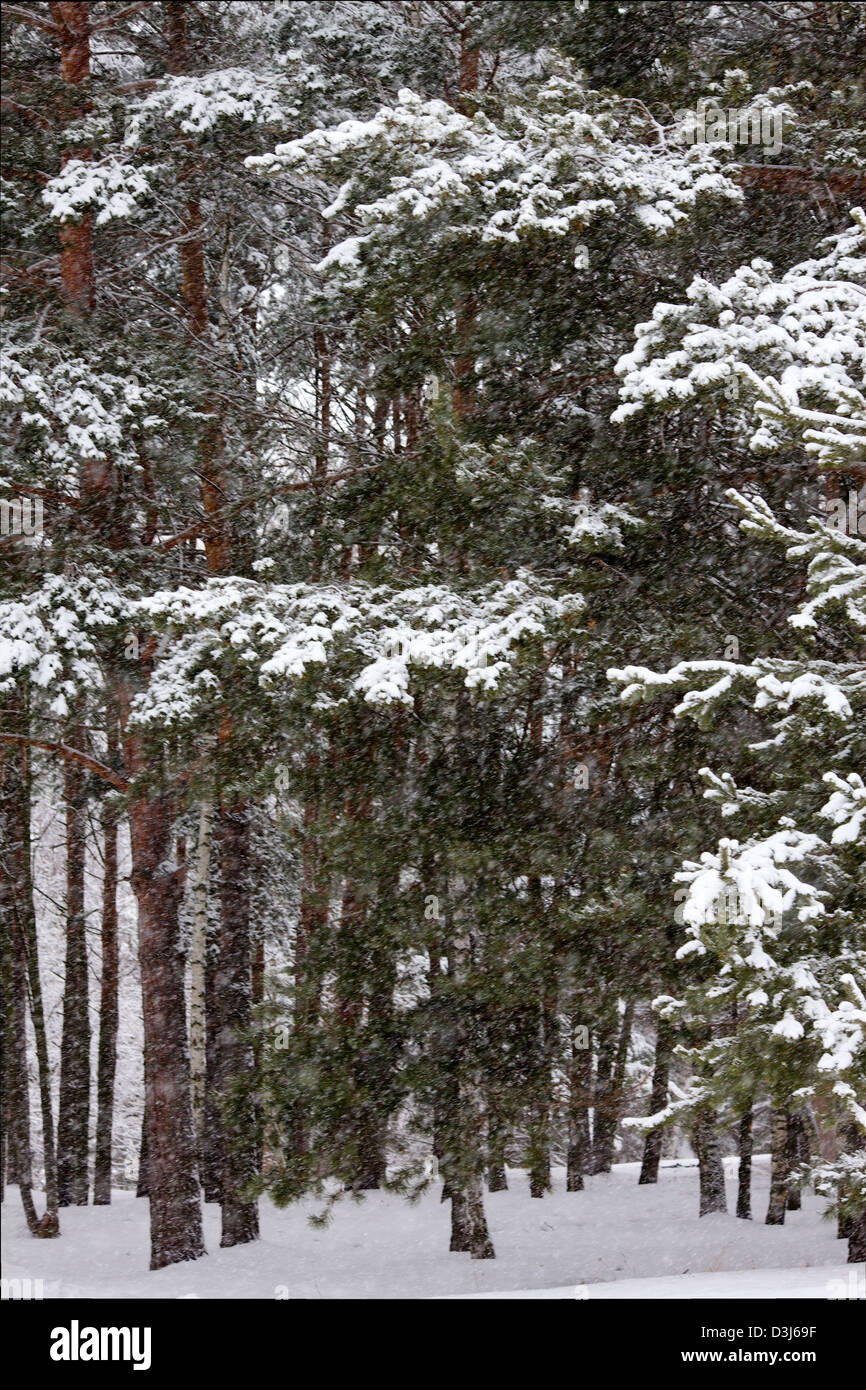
[613, 210, 865, 1251]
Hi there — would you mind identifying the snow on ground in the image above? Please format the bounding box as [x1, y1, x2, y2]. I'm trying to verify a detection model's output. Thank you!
[457, 1265, 864, 1299]
[2, 1156, 860, 1300]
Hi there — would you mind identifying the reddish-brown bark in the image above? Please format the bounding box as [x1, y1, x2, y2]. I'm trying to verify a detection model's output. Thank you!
[736, 164, 866, 203]
[51, 3, 95, 315]
[128, 787, 205, 1267]
[0, 728, 60, 1234]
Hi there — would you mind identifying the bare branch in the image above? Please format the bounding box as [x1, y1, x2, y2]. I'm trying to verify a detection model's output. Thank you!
[0, 96, 52, 130]
[8, 484, 79, 507]
[90, 1, 157, 31]
[0, 733, 130, 792]
[154, 462, 385, 552]
[1, 5, 60, 36]
[156, 519, 214, 552]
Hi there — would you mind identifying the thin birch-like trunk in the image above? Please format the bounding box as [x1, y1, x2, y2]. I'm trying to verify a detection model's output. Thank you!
[57, 755, 90, 1207]
[189, 795, 214, 1156]
[93, 772, 119, 1205]
[567, 1037, 593, 1192]
[446, 883, 494, 1259]
[215, 800, 259, 1246]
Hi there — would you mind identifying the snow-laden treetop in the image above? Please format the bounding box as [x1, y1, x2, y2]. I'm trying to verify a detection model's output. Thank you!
[613, 207, 866, 473]
[246, 71, 746, 286]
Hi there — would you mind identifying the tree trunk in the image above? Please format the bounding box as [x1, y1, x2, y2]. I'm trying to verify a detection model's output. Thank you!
[311, 264, 331, 578]
[695, 1107, 727, 1216]
[166, 1, 234, 577]
[1, 943, 7, 1201]
[215, 801, 259, 1247]
[189, 796, 213, 1167]
[251, 915, 264, 1177]
[350, 1112, 388, 1191]
[457, 23, 479, 106]
[336, 847, 388, 1193]
[453, 1155, 493, 1259]
[2, 932, 40, 1235]
[136, 1105, 148, 1197]
[3, 923, 31, 1188]
[736, 1104, 753, 1220]
[528, 1131, 551, 1196]
[486, 1107, 508, 1192]
[93, 750, 119, 1205]
[848, 1211, 866, 1264]
[638, 1018, 671, 1185]
[450, 22, 479, 418]
[52, 0, 95, 1210]
[425, 899, 452, 1204]
[54, 1, 95, 316]
[293, 757, 329, 1153]
[567, 1042, 593, 1192]
[24, 895, 61, 1233]
[786, 1110, 803, 1211]
[526, 874, 554, 1199]
[838, 1117, 866, 1262]
[349, 920, 395, 1193]
[129, 790, 205, 1268]
[449, 1175, 494, 1258]
[588, 1014, 615, 1174]
[766, 1105, 789, 1225]
[200, 926, 222, 1202]
[430, 936, 453, 1204]
[434, 1098, 453, 1203]
[445, 887, 494, 1259]
[0, 745, 40, 1236]
[50, 0, 204, 1269]
[57, 756, 90, 1207]
[592, 1001, 634, 1174]
[1, 730, 60, 1233]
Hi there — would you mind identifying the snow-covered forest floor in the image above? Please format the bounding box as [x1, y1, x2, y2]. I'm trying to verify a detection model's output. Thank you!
[3, 1158, 858, 1300]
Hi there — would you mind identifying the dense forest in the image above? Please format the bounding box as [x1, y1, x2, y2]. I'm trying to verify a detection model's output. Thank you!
[1, 1, 864, 1288]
